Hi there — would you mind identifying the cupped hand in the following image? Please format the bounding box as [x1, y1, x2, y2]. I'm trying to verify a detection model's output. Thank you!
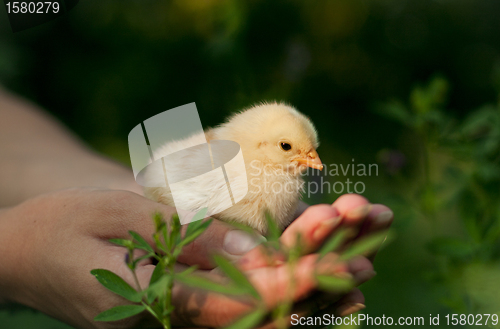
[0, 188, 263, 329]
[0, 189, 391, 329]
[226, 194, 393, 327]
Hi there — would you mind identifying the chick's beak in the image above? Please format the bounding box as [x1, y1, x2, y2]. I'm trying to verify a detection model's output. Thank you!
[295, 150, 323, 170]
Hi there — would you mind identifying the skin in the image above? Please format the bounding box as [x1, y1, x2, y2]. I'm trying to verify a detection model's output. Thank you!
[0, 88, 393, 328]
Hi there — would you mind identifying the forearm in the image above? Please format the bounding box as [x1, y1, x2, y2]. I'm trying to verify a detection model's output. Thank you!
[0, 88, 140, 206]
[0, 204, 27, 304]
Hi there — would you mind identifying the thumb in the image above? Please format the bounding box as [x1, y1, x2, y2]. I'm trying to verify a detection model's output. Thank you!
[92, 191, 265, 270]
[177, 219, 265, 270]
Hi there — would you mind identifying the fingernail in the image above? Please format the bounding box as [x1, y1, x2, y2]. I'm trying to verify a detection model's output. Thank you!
[345, 204, 372, 220]
[354, 269, 377, 283]
[312, 216, 342, 241]
[337, 303, 366, 317]
[333, 271, 354, 280]
[375, 210, 393, 225]
[223, 230, 265, 255]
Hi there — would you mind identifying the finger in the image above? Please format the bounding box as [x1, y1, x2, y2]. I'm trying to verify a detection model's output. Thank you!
[331, 194, 385, 250]
[348, 255, 376, 285]
[280, 204, 341, 254]
[282, 254, 373, 323]
[331, 193, 371, 225]
[331, 288, 366, 317]
[238, 204, 341, 271]
[294, 255, 374, 315]
[221, 201, 381, 274]
[86, 190, 265, 270]
[238, 202, 376, 271]
[308, 287, 366, 317]
[283, 289, 365, 329]
[353, 204, 393, 261]
[170, 253, 348, 328]
[236, 244, 287, 271]
[257, 288, 366, 329]
[333, 288, 365, 316]
[358, 204, 393, 237]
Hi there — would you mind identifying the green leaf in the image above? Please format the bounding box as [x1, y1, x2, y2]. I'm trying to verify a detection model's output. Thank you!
[287, 232, 303, 262]
[176, 265, 198, 278]
[163, 304, 175, 317]
[132, 253, 155, 268]
[318, 228, 349, 259]
[214, 255, 261, 300]
[184, 217, 203, 238]
[182, 209, 210, 241]
[153, 212, 165, 232]
[224, 221, 257, 235]
[461, 106, 496, 136]
[169, 213, 183, 250]
[144, 275, 170, 303]
[265, 210, 281, 243]
[222, 308, 266, 329]
[94, 304, 145, 322]
[191, 207, 208, 224]
[175, 273, 247, 295]
[128, 230, 154, 253]
[159, 225, 169, 252]
[172, 213, 181, 234]
[316, 275, 354, 293]
[339, 230, 391, 261]
[90, 269, 141, 303]
[149, 261, 165, 286]
[376, 101, 413, 126]
[109, 238, 134, 249]
[146, 260, 166, 304]
[410, 76, 449, 114]
[179, 218, 213, 248]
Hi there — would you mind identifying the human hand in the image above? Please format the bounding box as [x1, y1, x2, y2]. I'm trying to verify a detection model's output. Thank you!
[222, 193, 392, 328]
[0, 189, 390, 329]
[283, 194, 394, 323]
[0, 188, 268, 328]
[137, 199, 382, 328]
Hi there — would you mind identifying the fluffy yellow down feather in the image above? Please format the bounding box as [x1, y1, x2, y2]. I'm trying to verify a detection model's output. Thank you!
[144, 102, 322, 234]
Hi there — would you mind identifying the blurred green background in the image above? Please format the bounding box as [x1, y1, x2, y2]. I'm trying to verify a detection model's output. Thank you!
[1, 0, 499, 328]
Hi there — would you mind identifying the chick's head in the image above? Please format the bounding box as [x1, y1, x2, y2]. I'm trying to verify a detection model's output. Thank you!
[217, 102, 323, 174]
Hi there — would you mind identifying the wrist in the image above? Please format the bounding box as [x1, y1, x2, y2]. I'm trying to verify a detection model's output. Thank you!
[0, 209, 9, 304]
[69, 151, 143, 195]
[0, 205, 29, 304]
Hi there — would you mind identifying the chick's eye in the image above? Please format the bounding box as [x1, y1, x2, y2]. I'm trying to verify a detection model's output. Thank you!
[280, 142, 292, 151]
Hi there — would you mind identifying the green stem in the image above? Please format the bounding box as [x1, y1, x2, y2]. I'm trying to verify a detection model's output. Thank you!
[128, 249, 143, 292]
[132, 270, 142, 293]
[272, 242, 298, 329]
[165, 263, 174, 329]
[142, 302, 167, 328]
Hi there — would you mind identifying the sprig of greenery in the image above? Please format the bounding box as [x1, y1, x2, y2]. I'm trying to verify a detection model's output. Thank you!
[91, 209, 391, 329]
[90, 208, 213, 328]
[377, 75, 500, 316]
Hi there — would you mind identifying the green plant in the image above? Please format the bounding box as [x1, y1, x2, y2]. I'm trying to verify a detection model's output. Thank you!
[91, 209, 390, 329]
[377, 76, 500, 321]
[90, 208, 211, 328]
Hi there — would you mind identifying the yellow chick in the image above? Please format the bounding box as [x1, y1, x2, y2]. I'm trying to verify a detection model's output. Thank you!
[144, 102, 322, 234]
